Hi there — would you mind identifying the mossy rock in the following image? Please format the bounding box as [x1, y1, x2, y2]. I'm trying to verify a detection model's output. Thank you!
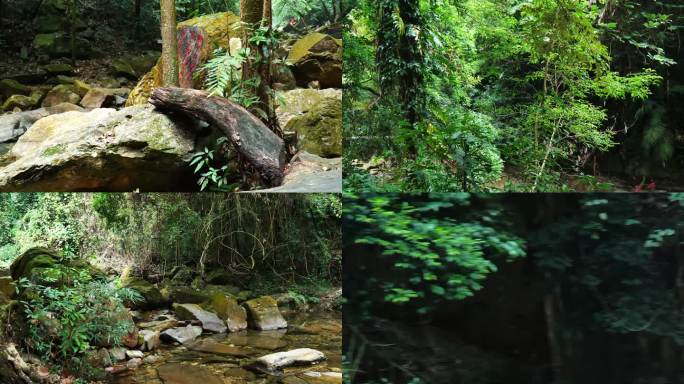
[33, 34, 91, 59]
[122, 277, 168, 309]
[42, 84, 81, 107]
[208, 293, 247, 332]
[43, 63, 75, 75]
[111, 59, 138, 80]
[286, 97, 342, 158]
[73, 80, 91, 97]
[9, 247, 59, 280]
[0, 79, 31, 100]
[169, 286, 213, 304]
[126, 12, 240, 106]
[243, 296, 287, 331]
[168, 265, 195, 285]
[1, 91, 44, 112]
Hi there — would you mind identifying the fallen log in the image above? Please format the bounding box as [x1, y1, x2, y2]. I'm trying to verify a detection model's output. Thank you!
[149, 87, 287, 186]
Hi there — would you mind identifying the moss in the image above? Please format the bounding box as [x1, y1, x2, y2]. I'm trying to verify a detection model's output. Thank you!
[9, 247, 60, 280]
[42, 143, 67, 157]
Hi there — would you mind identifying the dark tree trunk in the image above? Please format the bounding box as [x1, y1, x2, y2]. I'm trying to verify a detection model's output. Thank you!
[149, 87, 287, 186]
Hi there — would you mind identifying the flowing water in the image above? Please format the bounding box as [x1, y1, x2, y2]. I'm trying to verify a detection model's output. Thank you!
[112, 311, 342, 384]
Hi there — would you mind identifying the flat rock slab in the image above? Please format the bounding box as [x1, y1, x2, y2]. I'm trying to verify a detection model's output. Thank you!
[173, 303, 227, 333]
[255, 152, 341, 193]
[138, 319, 181, 333]
[251, 348, 326, 372]
[243, 296, 287, 331]
[187, 339, 257, 357]
[157, 363, 224, 384]
[160, 325, 203, 344]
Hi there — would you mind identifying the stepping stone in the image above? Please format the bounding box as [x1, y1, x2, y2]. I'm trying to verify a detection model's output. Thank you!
[251, 348, 326, 371]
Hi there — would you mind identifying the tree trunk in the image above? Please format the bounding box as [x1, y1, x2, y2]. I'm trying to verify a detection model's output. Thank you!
[544, 288, 564, 384]
[149, 87, 287, 186]
[239, 0, 277, 132]
[160, 0, 179, 86]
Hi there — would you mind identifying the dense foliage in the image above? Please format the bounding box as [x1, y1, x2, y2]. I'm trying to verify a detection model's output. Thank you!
[344, 0, 683, 192]
[344, 193, 684, 383]
[0, 193, 341, 293]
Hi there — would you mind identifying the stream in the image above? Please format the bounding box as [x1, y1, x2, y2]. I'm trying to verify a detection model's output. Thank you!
[112, 311, 342, 384]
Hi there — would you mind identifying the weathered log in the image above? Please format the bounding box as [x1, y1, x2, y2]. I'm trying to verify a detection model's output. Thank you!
[149, 87, 287, 186]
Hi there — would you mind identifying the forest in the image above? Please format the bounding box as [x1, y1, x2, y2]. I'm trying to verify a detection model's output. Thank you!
[0, 193, 342, 383]
[0, 0, 346, 192]
[344, 0, 684, 192]
[344, 193, 684, 383]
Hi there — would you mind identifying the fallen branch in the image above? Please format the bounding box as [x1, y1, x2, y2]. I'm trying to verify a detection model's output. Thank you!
[149, 87, 287, 186]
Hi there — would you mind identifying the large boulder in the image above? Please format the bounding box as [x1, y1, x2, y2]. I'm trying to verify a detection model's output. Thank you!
[9, 247, 59, 281]
[276, 88, 341, 128]
[172, 303, 227, 333]
[286, 97, 341, 158]
[127, 12, 241, 106]
[286, 33, 342, 89]
[122, 277, 168, 309]
[0, 104, 197, 191]
[0, 103, 83, 145]
[243, 296, 287, 331]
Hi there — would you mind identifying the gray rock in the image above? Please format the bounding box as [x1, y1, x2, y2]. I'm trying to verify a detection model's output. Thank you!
[160, 325, 203, 344]
[173, 303, 227, 333]
[139, 329, 160, 351]
[251, 348, 326, 371]
[0, 104, 197, 191]
[126, 358, 142, 369]
[0, 103, 83, 144]
[257, 152, 341, 193]
[109, 347, 126, 362]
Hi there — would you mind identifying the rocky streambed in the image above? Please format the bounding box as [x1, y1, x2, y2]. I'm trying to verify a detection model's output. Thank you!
[112, 311, 342, 384]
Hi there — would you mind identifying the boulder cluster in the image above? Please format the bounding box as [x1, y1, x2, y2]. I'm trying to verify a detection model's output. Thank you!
[0, 11, 342, 192]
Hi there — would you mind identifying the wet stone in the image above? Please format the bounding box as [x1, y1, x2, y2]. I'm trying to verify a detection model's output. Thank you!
[186, 339, 258, 358]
